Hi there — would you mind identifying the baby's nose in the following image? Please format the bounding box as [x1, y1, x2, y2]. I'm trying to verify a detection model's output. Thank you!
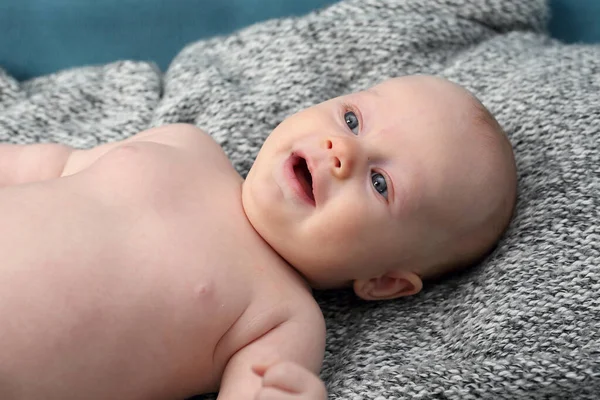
[323, 137, 358, 180]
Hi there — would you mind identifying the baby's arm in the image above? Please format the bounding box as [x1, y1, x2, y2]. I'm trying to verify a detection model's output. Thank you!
[217, 309, 326, 400]
[0, 124, 207, 187]
[0, 143, 73, 187]
[62, 124, 206, 176]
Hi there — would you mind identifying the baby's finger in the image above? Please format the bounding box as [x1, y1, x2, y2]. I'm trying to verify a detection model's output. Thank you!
[261, 361, 311, 393]
[255, 387, 297, 400]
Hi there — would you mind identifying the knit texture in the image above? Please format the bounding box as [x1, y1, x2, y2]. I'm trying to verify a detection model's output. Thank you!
[1, 0, 599, 398]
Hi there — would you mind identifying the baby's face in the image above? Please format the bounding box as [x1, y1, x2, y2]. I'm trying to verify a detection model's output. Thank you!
[243, 76, 511, 291]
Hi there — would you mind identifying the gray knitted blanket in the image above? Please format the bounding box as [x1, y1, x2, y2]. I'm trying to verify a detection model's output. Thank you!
[1, 0, 599, 398]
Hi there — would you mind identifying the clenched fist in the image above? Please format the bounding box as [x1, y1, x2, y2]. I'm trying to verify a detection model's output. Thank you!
[252, 362, 327, 400]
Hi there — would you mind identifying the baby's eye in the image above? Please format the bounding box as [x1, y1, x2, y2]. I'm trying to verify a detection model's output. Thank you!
[371, 172, 388, 199]
[344, 111, 359, 135]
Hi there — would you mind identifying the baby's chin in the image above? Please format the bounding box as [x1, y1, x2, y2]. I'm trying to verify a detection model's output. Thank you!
[282, 258, 350, 290]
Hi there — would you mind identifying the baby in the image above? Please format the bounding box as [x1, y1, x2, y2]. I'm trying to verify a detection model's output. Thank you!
[0, 75, 516, 399]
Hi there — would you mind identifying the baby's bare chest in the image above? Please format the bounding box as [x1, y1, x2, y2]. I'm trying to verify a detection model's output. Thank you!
[0, 144, 281, 397]
[59, 140, 254, 311]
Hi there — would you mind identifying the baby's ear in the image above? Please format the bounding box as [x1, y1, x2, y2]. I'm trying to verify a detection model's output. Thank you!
[353, 270, 422, 301]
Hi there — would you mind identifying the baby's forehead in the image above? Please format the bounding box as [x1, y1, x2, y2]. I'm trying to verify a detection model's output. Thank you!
[368, 78, 488, 125]
[369, 76, 468, 99]
[352, 78, 499, 159]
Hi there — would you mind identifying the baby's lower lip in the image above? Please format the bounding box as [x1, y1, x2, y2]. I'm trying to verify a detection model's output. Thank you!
[283, 154, 316, 207]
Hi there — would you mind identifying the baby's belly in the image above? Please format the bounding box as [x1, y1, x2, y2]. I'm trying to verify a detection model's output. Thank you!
[0, 179, 251, 399]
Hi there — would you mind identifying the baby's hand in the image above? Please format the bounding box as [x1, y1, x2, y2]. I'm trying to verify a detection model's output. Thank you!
[252, 361, 327, 400]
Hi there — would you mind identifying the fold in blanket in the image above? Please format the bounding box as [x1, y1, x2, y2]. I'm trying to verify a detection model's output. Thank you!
[1, 0, 599, 398]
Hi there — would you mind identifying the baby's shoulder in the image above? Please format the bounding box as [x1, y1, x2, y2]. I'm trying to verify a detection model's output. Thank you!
[254, 262, 325, 330]
[66, 123, 230, 178]
[64, 124, 241, 212]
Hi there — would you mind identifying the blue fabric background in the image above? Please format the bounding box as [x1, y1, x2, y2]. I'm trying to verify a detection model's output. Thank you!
[0, 0, 598, 81]
[0, 0, 340, 80]
[549, 0, 600, 44]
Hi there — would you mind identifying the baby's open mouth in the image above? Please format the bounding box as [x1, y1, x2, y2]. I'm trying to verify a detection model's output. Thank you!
[292, 156, 315, 203]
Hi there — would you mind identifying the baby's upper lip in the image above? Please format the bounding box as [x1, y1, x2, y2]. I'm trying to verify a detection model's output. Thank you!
[293, 150, 319, 206]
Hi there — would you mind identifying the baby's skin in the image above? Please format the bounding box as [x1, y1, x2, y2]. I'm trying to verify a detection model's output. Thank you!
[0, 76, 516, 399]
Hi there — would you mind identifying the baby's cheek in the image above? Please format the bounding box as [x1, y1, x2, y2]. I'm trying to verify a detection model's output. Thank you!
[323, 204, 368, 243]
[335, 215, 363, 239]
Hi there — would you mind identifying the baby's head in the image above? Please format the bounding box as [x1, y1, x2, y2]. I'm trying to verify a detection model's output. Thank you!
[242, 75, 516, 300]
